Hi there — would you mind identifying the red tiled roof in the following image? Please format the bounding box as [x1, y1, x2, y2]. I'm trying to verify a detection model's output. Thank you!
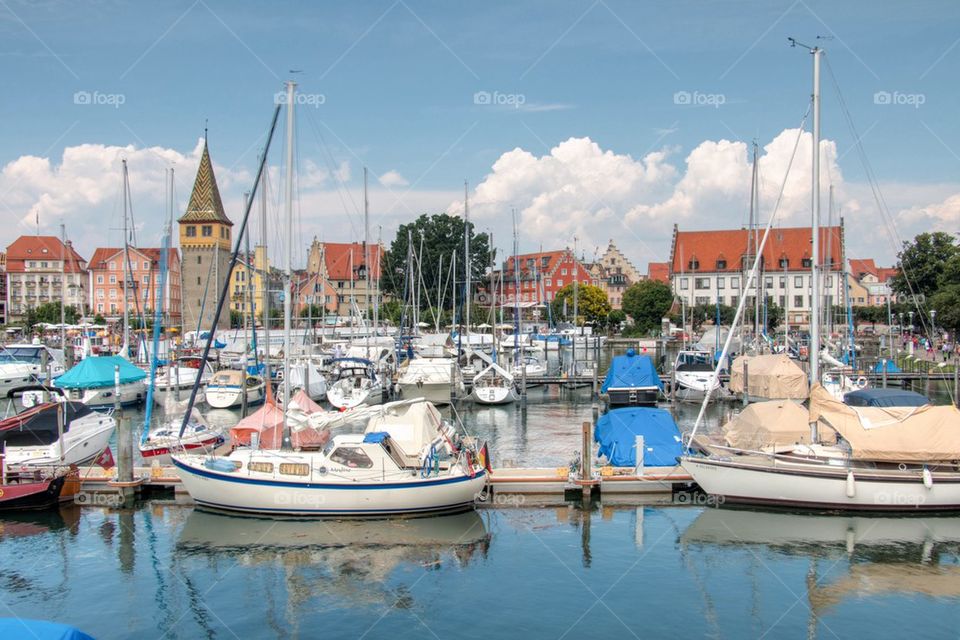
[5, 236, 87, 273]
[671, 226, 843, 274]
[876, 267, 898, 283]
[849, 258, 877, 278]
[88, 247, 179, 269]
[323, 243, 382, 280]
[647, 262, 670, 283]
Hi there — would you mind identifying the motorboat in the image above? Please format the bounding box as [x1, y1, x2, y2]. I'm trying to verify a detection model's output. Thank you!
[0, 454, 77, 511]
[139, 403, 224, 463]
[0, 351, 36, 397]
[397, 357, 462, 405]
[0, 343, 66, 384]
[173, 399, 488, 516]
[153, 356, 214, 405]
[470, 362, 519, 405]
[671, 350, 721, 402]
[0, 386, 115, 469]
[53, 355, 147, 408]
[326, 357, 383, 410]
[205, 369, 266, 409]
[511, 352, 548, 386]
[601, 349, 662, 407]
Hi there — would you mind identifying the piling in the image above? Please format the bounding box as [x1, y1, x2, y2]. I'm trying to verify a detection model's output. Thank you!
[741, 362, 749, 407]
[881, 359, 887, 389]
[954, 365, 959, 409]
[925, 363, 931, 400]
[520, 349, 527, 408]
[580, 421, 593, 499]
[41, 349, 50, 403]
[116, 414, 134, 506]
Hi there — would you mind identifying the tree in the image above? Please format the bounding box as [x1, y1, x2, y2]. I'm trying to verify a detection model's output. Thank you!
[930, 287, 960, 335]
[298, 304, 327, 318]
[622, 280, 673, 334]
[381, 213, 491, 310]
[689, 303, 735, 331]
[891, 232, 959, 301]
[550, 284, 611, 326]
[93, 314, 106, 325]
[24, 302, 80, 331]
[607, 309, 627, 333]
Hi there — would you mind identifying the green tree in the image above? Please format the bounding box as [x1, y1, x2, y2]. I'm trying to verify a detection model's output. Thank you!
[891, 232, 959, 301]
[298, 304, 326, 319]
[689, 303, 736, 330]
[24, 302, 80, 331]
[550, 284, 611, 326]
[622, 280, 673, 334]
[930, 287, 960, 335]
[381, 213, 491, 310]
[607, 309, 627, 333]
[93, 313, 106, 325]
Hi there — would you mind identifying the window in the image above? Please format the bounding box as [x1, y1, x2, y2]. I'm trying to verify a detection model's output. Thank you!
[801, 257, 812, 268]
[96, 289, 104, 299]
[202, 225, 213, 237]
[561, 268, 568, 276]
[730, 296, 738, 308]
[97, 303, 103, 313]
[110, 303, 117, 313]
[825, 275, 833, 287]
[764, 277, 773, 289]
[142, 275, 149, 284]
[197, 256, 202, 265]
[545, 279, 551, 287]
[779, 258, 789, 268]
[794, 276, 803, 287]
[279, 463, 309, 476]
[794, 295, 803, 308]
[779, 296, 785, 307]
[716, 259, 727, 270]
[556, 279, 563, 287]
[731, 277, 739, 290]
[248, 461, 274, 474]
[109, 289, 117, 299]
[197, 277, 201, 285]
[185, 226, 196, 237]
[695, 277, 710, 290]
[142, 261, 149, 270]
[717, 277, 725, 289]
[40, 261, 48, 268]
[688, 259, 700, 270]
[695, 296, 710, 305]
[680, 277, 689, 290]
[779, 276, 786, 288]
[97, 275, 104, 284]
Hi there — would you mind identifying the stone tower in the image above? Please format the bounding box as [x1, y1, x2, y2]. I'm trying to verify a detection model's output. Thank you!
[178, 139, 233, 332]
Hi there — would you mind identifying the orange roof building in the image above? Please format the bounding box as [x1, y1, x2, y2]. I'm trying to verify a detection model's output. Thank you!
[305, 238, 384, 318]
[87, 246, 181, 321]
[5, 235, 88, 322]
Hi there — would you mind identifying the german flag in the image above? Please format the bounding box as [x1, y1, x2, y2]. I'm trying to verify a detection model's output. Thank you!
[478, 442, 493, 474]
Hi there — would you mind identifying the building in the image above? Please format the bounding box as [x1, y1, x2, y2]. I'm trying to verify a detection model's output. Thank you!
[178, 140, 232, 331]
[590, 240, 644, 310]
[87, 247, 181, 321]
[487, 249, 598, 308]
[295, 272, 337, 316]
[647, 262, 670, 284]
[5, 236, 88, 322]
[848, 259, 898, 306]
[669, 224, 846, 329]
[229, 246, 270, 321]
[0, 252, 6, 325]
[305, 238, 384, 318]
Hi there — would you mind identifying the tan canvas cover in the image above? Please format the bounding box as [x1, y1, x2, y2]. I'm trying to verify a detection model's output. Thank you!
[729, 354, 809, 400]
[723, 400, 814, 450]
[809, 384, 960, 462]
[365, 399, 442, 457]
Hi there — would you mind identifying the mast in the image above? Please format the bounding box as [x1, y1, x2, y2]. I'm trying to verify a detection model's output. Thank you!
[260, 155, 271, 386]
[121, 160, 131, 358]
[463, 181, 470, 334]
[243, 192, 251, 371]
[512, 213, 520, 363]
[810, 46, 823, 389]
[282, 80, 295, 424]
[750, 143, 761, 349]
[59, 223, 66, 354]
[363, 167, 371, 332]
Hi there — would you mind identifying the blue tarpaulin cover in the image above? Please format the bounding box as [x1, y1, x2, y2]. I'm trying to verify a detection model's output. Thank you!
[601, 349, 663, 393]
[594, 407, 683, 467]
[872, 360, 902, 374]
[0, 619, 95, 639]
[843, 388, 929, 407]
[54, 356, 146, 389]
[363, 432, 390, 444]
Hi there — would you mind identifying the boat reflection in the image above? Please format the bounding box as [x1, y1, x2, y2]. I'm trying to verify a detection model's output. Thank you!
[681, 508, 960, 608]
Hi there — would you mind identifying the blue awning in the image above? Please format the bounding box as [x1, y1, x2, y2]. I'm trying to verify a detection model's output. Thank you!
[843, 388, 928, 407]
[594, 407, 683, 467]
[54, 355, 146, 389]
[601, 349, 663, 393]
[873, 360, 902, 374]
[363, 431, 390, 444]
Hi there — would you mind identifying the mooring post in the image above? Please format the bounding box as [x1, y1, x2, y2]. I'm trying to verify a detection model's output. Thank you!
[581, 421, 592, 498]
[117, 413, 134, 506]
[173, 344, 181, 401]
[742, 361, 749, 407]
[881, 359, 887, 389]
[114, 364, 121, 413]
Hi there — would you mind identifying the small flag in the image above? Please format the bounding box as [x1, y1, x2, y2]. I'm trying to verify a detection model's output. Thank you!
[478, 442, 493, 474]
[94, 447, 115, 470]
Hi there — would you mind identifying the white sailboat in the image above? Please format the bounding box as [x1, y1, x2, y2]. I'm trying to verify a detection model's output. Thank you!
[205, 369, 266, 409]
[470, 362, 519, 405]
[397, 357, 462, 405]
[326, 357, 383, 409]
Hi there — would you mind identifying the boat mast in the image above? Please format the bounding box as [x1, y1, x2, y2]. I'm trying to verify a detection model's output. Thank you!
[363, 167, 371, 334]
[750, 143, 760, 350]
[282, 80, 295, 425]
[810, 46, 823, 391]
[59, 222, 66, 354]
[260, 156, 271, 386]
[464, 181, 470, 334]
[121, 159, 131, 358]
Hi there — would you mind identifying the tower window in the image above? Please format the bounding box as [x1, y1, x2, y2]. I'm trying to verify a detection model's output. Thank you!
[186, 226, 196, 237]
[202, 225, 213, 237]
[197, 277, 201, 285]
[197, 256, 202, 265]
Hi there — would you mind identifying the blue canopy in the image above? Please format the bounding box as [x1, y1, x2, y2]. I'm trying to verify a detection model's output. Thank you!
[363, 431, 390, 444]
[595, 407, 683, 467]
[54, 355, 146, 389]
[0, 619, 94, 640]
[873, 360, 902, 374]
[844, 388, 929, 408]
[601, 349, 663, 393]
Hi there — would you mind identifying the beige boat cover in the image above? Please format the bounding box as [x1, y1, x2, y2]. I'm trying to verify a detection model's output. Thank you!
[728, 354, 809, 400]
[809, 384, 960, 462]
[723, 400, 814, 450]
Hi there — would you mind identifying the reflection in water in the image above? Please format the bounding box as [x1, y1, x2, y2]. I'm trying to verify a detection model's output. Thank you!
[681, 508, 960, 615]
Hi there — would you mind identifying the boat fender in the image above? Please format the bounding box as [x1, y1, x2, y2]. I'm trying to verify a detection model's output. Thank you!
[923, 467, 933, 489]
[845, 470, 856, 498]
[856, 376, 867, 389]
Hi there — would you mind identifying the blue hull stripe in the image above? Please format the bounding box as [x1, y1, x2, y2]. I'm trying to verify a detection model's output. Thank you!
[172, 456, 486, 490]
[193, 497, 476, 515]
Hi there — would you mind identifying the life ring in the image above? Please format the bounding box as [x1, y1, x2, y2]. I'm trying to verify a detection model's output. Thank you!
[856, 376, 867, 389]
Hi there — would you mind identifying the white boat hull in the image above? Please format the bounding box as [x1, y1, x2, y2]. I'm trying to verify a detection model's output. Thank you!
[63, 381, 147, 408]
[4, 414, 116, 468]
[327, 382, 383, 410]
[171, 455, 487, 516]
[471, 385, 519, 405]
[398, 382, 453, 405]
[206, 383, 266, 409]
[682, 456, 960, 511]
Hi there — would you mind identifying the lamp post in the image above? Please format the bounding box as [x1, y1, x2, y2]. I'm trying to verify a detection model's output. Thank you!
[931, 309, 937, 349]
[909, 310, 914, 334]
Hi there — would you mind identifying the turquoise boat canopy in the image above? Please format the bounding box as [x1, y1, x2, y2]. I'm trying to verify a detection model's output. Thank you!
[55, 355, 146, 389]
[601, 349, 663, 393]
[595, 407, 683, 467]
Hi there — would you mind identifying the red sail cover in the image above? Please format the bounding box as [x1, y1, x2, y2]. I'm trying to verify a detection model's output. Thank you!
[229, 400, 285, 449]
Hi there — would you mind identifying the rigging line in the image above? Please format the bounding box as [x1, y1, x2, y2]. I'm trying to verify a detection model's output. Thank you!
[301, 112, 362, 236]
[687, 106, 811, 448]
[823, 58, 932, 333]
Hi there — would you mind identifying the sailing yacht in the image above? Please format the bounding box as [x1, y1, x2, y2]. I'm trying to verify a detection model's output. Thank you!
[397, 357, 462, 405]
[470, 362, 519, 405]
[326, 357, 383, 409]
[152, 356, 214, 405]
[205, 369, 266, 409]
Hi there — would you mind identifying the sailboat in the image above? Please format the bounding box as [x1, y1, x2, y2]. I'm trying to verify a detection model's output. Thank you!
[173, 82, 488, 516]
[681, 43, 960, 511]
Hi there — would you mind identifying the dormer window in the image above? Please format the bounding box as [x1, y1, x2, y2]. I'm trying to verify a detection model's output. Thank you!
[716, 259, 727, 270]
[801, 257, 812, 268]
[779, 257, 789, 268]
[688, 258, 699, 270]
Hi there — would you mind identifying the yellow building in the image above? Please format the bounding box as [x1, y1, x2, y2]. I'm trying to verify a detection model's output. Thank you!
[230, 245, 270, 323]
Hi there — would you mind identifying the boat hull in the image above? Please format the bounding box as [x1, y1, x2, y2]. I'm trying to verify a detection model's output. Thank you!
[398, 382, 453, 406]
[206, 384, 265, 409]
[607, 387, 659, 407]
[470, 386, 518, 405]
[171, 456, 487, 516]
[682, 456, 960, 512]
[0, 475, 67, 512]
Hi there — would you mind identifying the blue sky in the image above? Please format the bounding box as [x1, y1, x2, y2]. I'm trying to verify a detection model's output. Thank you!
[1, 0, 958, 266]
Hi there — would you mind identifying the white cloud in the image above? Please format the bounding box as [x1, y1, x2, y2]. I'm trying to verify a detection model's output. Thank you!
[378, 170, 409, 188]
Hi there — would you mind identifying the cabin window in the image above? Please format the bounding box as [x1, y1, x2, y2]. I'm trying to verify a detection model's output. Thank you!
[279, 463, 310, 476]
[716, 259, 726, 269]
[186, 226, 197, 237]
[248, 461, 274, 474]
[202, 225, 213, 237]
[330, 446, 373, 469]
